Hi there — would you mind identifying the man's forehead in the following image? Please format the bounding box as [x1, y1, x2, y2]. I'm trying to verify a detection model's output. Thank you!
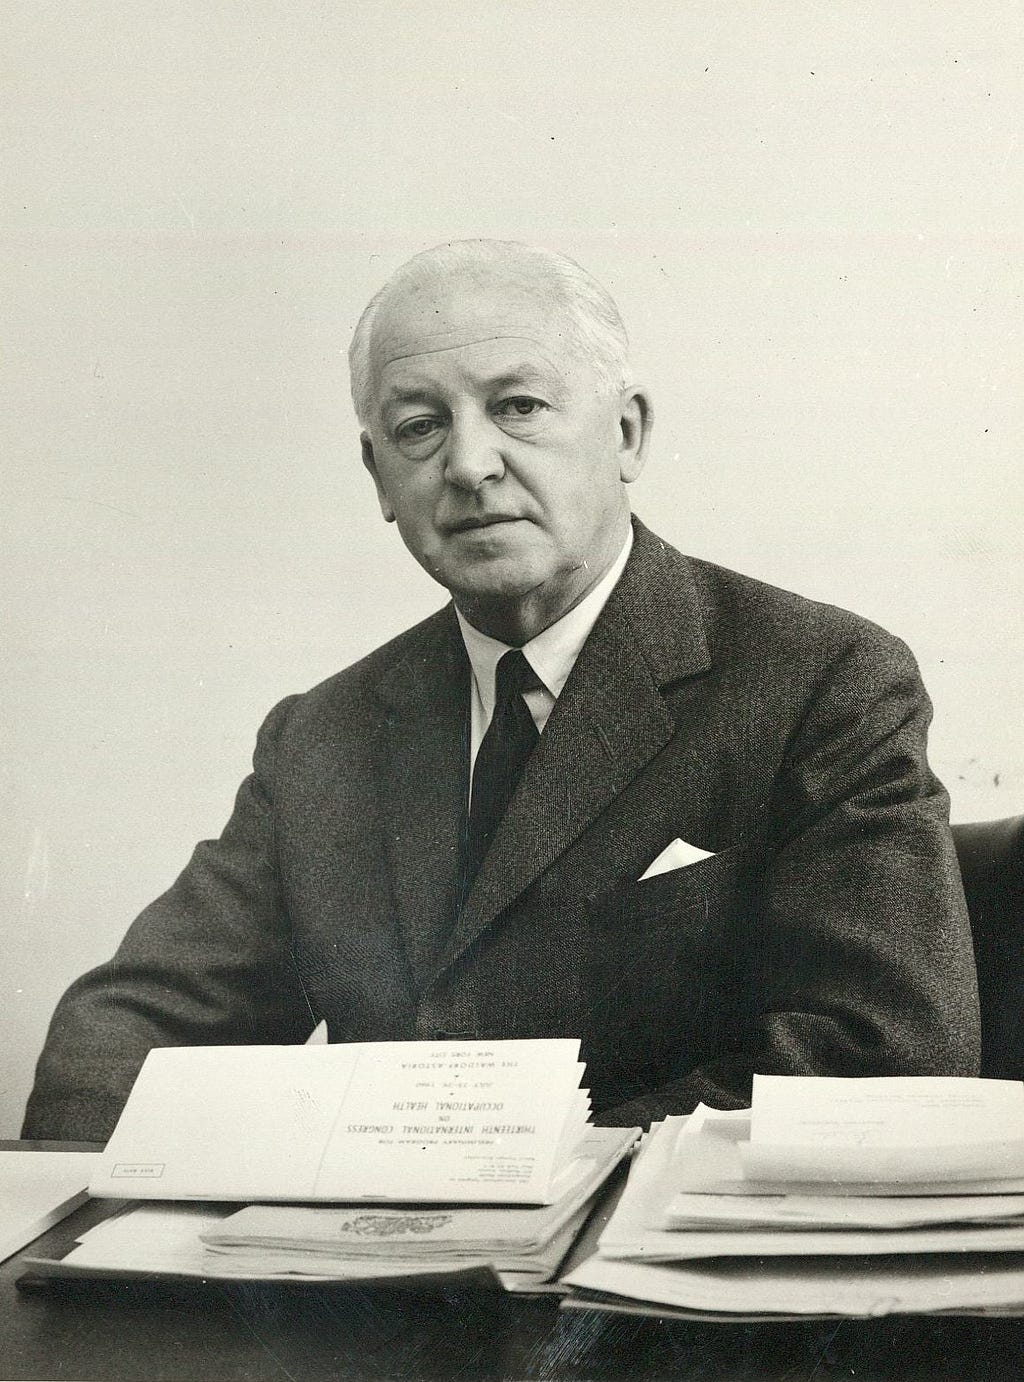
[370, 270, 574, 368]
[376, 329, 565, 373]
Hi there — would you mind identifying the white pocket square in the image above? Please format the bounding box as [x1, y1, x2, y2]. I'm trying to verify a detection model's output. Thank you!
[640, 838, 715, 880]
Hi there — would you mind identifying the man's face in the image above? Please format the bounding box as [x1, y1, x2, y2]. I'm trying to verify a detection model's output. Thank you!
[360, 272, 649, 639]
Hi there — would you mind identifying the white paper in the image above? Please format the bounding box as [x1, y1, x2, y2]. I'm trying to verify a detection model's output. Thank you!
[745, 1075, 1024, 1183]
[0, 1151, 100, 1263]
[608, 1220, 1024, 1261]
[665, 1191, 1024, 1232]
[562, 1252, 1024, 1318]
[672, 1106, 1024, 1199]
[90, 1038, 588, 1204]
[597, 1118, 691, 1259]
[740, 1139, 1024, 1184]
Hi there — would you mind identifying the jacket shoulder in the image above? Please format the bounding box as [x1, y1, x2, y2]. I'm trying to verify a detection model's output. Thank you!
[684, 552, 917, 676]
[257, 603, 458, 746]
[631, 517, 913, 677]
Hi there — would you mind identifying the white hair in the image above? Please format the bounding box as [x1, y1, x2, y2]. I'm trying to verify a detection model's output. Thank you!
[348, 239, 631, 426]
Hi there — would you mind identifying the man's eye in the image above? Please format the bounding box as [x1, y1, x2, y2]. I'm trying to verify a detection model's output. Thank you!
[395, 417, 442, 443]
[496, 397, 546, 418]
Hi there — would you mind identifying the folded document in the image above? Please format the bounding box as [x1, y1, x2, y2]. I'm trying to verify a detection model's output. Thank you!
[90, 1038, 595, 1205]
[743, 1074, 1024, 1183]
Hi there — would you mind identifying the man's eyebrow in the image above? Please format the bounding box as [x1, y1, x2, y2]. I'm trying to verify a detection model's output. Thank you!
[484, 365, 563, 393]
[379, 385, 440, 409]
[379, 364, 565, 410]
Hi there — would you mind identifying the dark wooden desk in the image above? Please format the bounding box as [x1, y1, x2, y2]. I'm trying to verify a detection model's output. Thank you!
[5, 1146, 1024, 1381]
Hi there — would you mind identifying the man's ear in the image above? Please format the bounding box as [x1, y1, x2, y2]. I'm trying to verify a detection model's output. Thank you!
[361, 433, 396, 523]
[617, 386, 653, 484]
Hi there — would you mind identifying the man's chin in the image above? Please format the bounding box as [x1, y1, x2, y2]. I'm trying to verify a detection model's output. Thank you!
[430, 541, 544, 598]
[447, 570, 542, 608]
[434, 554, 544, 610]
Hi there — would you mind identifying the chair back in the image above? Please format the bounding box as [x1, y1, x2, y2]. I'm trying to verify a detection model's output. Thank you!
[953, 815, 1024, 1080]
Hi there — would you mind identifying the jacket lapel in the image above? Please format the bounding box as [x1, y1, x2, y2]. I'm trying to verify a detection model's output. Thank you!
[375, 607, 470, 990]
[434, 520, 712, 977]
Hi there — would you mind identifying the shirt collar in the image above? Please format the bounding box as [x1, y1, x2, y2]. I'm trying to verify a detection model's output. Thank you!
[456, 525, 633, 717]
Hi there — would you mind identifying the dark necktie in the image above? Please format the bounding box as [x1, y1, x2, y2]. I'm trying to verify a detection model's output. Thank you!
[464, 649, 542, 886]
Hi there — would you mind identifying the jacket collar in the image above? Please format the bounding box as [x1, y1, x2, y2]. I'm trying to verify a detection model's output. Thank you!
[375, 517, 712, 987]
[374, 606, 469, 988]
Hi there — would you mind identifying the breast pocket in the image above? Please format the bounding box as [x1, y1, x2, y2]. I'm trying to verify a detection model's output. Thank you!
[625, 844, 748, 923]
[583, 845, 749, 1073]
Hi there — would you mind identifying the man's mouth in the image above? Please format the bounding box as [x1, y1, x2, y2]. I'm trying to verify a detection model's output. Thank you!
[447, 515, 522, 533]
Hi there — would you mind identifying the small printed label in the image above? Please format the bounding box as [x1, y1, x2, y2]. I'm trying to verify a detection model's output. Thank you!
[111, 1162, 166, 1179]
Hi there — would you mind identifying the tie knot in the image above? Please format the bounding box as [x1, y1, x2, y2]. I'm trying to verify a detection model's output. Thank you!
[495, 648, 542, 704]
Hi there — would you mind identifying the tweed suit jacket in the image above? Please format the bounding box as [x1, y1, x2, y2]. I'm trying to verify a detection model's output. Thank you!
[23, 519, 980, 1141]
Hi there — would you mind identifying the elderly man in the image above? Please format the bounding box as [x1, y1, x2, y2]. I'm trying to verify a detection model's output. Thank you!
[24, 240, 979, 1141]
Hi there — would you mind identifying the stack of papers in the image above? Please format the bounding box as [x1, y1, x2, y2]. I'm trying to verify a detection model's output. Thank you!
[563, 1076, 1024, 1319]
[89, 1038, 594, 1205]
[26, 1039, 640, 1293]
[204, 1125, 630, 1257]
[29, 1127, 636, 1292]
[209, 1125, 636, 1289]
[26, 1205, 503, 1291]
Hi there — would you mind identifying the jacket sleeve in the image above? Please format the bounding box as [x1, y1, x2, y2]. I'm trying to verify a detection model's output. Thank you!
[21, 696, 313, 1142]
[598, 629, 981, 1129]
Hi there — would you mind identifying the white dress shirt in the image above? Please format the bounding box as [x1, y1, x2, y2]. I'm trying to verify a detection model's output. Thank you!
[456, 526, 633, 791]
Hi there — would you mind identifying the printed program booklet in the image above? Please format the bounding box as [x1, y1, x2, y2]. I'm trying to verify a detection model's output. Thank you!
[89, 1038, 594, 1205]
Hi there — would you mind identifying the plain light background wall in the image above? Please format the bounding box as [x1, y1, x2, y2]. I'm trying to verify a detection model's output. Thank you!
[2, 2, 1021, 1135]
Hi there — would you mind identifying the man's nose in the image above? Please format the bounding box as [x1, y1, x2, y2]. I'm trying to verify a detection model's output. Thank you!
[442, 413, 505, 491]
